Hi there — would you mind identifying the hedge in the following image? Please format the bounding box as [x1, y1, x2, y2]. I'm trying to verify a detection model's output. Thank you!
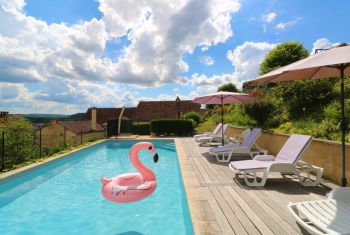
[131, 122, 150, 135]
[150, 119, 193, 136]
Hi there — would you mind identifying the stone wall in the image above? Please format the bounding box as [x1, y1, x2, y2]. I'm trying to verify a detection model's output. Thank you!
[227, 126, 350, 185]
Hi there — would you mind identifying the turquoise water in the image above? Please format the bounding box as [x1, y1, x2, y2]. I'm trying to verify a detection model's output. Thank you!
[0, 140, 194, 235]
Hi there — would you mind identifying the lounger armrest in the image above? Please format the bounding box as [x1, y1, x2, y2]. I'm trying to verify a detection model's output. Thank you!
[254, 155, 275, 161]
[328, 187, 350, 200]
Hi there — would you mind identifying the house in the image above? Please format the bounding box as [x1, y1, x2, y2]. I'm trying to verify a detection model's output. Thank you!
[39, 119, 105, 148]
[133, 97, 201, 122]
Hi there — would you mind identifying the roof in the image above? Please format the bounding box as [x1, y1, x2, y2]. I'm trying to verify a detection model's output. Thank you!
[0, 113, 22, 124]
[133, 100, 201, 122]
[85, 108, 136, 124]
[58, 120, 105, 134]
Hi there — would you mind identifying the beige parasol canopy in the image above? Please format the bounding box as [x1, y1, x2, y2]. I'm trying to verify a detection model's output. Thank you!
[244, 43, 350, 187]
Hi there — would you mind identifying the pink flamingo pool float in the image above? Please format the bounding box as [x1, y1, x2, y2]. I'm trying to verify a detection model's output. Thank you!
[100, 142, 159, 203]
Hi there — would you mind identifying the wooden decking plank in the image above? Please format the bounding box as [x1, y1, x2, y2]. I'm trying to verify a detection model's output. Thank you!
[232, 186, 288, 234]
[243, 188, 300, 234]
[197, 155, 229, 184]
[258, 189, 303, 231]
[206, 187, 235, 234]
[192, 157, 215, 184]
[175, 138, 334, 235]
[209, 187, 248, 235]
[224, 186, 273, 234]
[217, 186, 261, 235]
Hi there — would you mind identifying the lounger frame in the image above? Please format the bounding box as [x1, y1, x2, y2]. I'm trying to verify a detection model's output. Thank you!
[229, 138, 323, 187]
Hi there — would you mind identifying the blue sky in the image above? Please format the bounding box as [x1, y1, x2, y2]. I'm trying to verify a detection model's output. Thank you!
[1, 0, 350, 114]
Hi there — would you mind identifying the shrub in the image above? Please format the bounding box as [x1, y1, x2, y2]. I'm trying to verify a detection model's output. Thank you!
[150, 119, 193, 136]
[0, 116, 38, 169]
[271, 79, 336, 120]
[132, 122, 150, 135]
[244, 99, 275, 126]
[324, 99, 350, 126]
[182, 111, 201, 126]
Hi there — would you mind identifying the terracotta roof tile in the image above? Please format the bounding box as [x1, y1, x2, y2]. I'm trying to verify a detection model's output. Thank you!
[133, 100, 200, 122]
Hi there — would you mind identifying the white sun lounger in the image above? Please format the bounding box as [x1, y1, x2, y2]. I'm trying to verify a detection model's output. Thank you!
[288, 187, 350, 235]
[194, 123, 222, 142]
[229, 134, 323, 186]
[197, 124, 229, 146]
[209, 128, 264, 162]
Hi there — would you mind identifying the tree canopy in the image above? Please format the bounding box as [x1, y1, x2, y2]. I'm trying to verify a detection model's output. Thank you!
[259, 41, 309, 75]
[217, 82, 239, 92]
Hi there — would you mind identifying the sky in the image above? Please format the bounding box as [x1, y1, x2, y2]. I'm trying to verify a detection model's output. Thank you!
[0, 0, 350, 114]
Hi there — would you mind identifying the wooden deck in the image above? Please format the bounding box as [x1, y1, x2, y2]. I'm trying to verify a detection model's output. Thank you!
[174, 138, 336, 235]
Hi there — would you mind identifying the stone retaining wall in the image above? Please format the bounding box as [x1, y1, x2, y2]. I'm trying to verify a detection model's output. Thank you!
[227, 126, 350, 185]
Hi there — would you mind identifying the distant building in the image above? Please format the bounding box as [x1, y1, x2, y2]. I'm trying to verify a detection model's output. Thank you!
[133, 98, 201, 122]
[84, 97, 201, 123]
[40, 119, 105, 147]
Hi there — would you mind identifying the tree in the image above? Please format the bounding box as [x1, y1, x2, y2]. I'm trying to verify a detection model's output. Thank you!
[217, 82, 239, 92]
[259, 41, 309, 75]
[0, 116, 38, 169]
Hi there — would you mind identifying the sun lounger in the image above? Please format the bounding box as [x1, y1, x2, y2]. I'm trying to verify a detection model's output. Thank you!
[194, 123, 222, 142]
[229, 134, 323, 186]
[197, 124, 229, 146]
[288, 187, 350, 235]
[209, 128, 263, 162]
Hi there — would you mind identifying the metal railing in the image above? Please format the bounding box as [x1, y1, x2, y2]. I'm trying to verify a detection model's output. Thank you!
[0, 128, 106, 171]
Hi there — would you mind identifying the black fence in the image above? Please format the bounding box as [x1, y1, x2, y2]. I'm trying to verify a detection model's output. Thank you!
[0, 128, 106, 172]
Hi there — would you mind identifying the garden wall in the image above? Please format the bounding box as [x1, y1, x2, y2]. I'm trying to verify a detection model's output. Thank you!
[227, 126, 350, 185]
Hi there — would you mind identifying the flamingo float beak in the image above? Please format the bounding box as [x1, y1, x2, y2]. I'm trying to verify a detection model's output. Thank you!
[153, 153, 159, 163]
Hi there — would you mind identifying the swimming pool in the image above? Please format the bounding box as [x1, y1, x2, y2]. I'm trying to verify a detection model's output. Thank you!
[0, 140, 194, 235]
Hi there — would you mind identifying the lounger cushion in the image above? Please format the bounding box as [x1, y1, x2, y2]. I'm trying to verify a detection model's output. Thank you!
[230, 160, 272, 171]
[275, 134, 312, 163]
[240, 128, 262, 148]
[209, 143, 239, 153]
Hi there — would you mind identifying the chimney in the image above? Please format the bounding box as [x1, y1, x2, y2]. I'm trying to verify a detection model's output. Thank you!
[175, 96, 181, 118]
[91, 107, 97, 130]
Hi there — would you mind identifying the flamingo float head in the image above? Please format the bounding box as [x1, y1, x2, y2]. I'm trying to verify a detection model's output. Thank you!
[137, 142, 159, 163]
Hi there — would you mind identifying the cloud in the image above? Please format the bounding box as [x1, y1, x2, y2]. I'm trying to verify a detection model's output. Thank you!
[191, 41, 276, 96]
[276, 17, 302, 30]
[201, 46, 209, 51]
[262, 12, 277, 23]
[0, 0, 242, 113]
[0, 0, 240, 87]
[0, 83, 26, 99]
[198, 55, 214, 66]
[311, 38, 335, 55]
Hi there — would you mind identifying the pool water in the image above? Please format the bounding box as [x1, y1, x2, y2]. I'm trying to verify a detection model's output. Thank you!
[0, 140, 194, 235]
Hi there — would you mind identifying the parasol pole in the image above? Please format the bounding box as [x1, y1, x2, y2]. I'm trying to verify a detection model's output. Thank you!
[221, 95, 224, 146]
[340, 65, 347, 187]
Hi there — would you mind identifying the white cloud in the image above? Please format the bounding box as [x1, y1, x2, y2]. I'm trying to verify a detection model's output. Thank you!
[198, 55, 214, 66]
[201, 46, 209, 51]
[311, 38, 335, 55]
[262, 12, 277, 23]
[0, 0, 242, 113]
[276, 17, 302, 30]
[191, 41, 276, 96]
